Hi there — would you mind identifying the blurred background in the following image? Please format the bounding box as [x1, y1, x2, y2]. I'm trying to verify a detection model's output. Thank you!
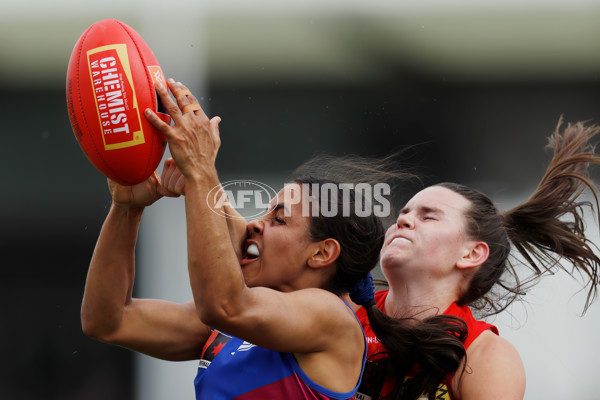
[2, 0, 600, 398]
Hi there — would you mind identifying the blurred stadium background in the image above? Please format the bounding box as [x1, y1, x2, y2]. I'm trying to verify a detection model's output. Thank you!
[2, 0, 600, 398]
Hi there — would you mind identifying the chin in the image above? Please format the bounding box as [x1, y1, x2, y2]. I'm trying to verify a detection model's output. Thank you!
[379, 253, 403, 277]
[379, 251, 395, 268]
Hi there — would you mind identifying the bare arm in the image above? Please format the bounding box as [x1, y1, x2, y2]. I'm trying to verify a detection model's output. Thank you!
[146, 79, 360, 350]
[182, 167, 360, 355]
[162, 156, 248, 262]
[454, 330, 526, 400]
[80, 173, 211, 361]
[185, 174, 364, 390]
[144, 80, 364, 392]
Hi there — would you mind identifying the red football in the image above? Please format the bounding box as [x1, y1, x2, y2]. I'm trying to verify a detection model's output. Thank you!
[66, 19, 170, 185]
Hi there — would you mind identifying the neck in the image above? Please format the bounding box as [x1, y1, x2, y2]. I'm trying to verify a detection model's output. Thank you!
[384, 278, 459, 320]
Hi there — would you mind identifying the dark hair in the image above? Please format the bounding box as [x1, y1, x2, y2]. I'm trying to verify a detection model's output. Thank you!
[438, 118, 600, 315]
[292, 176, 385, 294]
[288, 152, 417, 294]
[435, 181, 512, 315]
[363, 310, 467, 400]
[289, 154, 468, 400]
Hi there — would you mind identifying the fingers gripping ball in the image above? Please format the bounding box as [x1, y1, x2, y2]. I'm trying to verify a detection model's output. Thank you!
[66, 19, 170, 185]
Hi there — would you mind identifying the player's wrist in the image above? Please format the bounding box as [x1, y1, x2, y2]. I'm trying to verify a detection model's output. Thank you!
[110, 201, 145, 216]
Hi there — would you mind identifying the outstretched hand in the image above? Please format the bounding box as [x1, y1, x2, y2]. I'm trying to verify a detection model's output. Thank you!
[144, 79, 221, 182]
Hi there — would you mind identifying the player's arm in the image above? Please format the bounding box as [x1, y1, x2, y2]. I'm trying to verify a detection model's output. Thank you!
[146, 79, 365, 391]
[184, 181, 359, 355]
[162, 157, 247, 262]
[81, 175, 211, 361]
[453, 330, 526, 400]
[145, 78, 364, 359]
[182, 178, 364, 391]
[146, 79, 356, 352]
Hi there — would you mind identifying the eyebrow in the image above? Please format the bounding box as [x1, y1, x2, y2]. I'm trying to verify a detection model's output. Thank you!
[420, 206, 443, 214]
[400, 205, 444, 215]
[271, 203, 291, 215]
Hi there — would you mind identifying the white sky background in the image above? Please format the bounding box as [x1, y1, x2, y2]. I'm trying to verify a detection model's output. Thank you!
[4, 0, 600, 398]
[490, 193, 600, 399]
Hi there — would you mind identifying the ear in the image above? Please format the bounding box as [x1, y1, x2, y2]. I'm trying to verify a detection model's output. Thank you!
[307, 238, 341, 269]
[456, 241, 489, 270]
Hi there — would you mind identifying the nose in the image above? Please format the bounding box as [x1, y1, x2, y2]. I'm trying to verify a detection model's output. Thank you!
[396, 212, 414, 229]
[247, 218, 264, 235]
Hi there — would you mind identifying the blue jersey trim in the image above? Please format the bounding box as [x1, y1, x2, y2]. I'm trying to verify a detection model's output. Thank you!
[195, 300, 367, 400]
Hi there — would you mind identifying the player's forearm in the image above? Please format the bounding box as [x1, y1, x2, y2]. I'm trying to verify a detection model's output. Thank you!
[81, 203, 143, 339]
[223, 202, 247, 262]
[184, 176, 247, 327]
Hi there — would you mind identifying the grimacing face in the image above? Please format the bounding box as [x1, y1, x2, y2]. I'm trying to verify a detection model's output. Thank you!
[380, 185, 473, 282]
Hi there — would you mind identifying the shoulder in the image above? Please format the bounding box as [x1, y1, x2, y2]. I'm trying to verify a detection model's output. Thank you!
[453, 330, 525, 400]
[285, 287, 352, 310]
[467, 330, 521, 366]
[443, 303, 498, 348]
[291, 288, 357, 314]
[240, 287, 362, 351]
[294, 288, 365, 345]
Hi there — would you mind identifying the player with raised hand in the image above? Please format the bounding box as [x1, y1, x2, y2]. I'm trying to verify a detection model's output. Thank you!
[84, 77, 393, 399]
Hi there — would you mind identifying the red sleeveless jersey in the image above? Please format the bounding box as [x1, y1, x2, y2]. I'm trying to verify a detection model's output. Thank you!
[355, 290, 498, 400]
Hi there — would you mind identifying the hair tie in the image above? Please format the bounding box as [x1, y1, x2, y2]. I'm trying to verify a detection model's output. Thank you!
[350, 273, 376, 307]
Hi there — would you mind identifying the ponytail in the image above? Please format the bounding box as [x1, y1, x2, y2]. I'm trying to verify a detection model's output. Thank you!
[364, 304, 467, 400]
[503, 119, 600, 313]
[440, 117, 600, 315]
[351, 276, 467, 400]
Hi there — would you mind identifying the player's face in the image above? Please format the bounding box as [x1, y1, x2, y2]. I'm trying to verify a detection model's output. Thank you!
[380, 185, 472, 282]
[240, 183, 318, 291]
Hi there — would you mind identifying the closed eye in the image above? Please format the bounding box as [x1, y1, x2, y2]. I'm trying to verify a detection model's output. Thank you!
[271, 204, 286, 224]
[418, 206, 442, 221]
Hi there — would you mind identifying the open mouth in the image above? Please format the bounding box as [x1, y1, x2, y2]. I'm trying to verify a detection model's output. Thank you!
[241, 242, 260, 265]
